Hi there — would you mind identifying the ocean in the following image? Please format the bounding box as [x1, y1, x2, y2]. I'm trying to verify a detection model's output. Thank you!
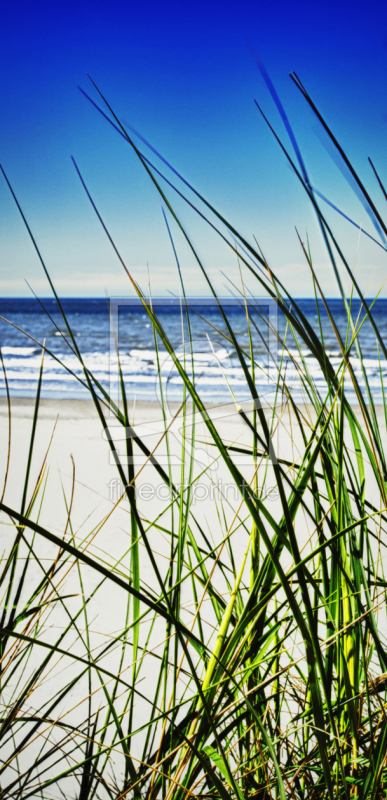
[0, 297, 386, 405]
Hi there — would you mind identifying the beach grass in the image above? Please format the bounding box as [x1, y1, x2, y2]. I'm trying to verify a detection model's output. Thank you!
[1, 73, 387, 799]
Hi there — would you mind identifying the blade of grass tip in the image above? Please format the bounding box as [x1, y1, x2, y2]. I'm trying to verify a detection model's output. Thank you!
[0, 348, 11, 505]
[1, 171, 129, 431]
[255, 90, 355, 335]
[24, 409, 57, 509]
[310, 186, 387, 251]
[80, 84, 270, 271]
[224, 281, 283, 413]
[253, 95, 387, 387]
[368, 156, 387, 203]
[25, 279, 79, 358]
[0, 165, 84, 358]
[316, 133, 387, 245]
[62, 454, 76, 541]
[287, 77, 387, 371]
[290, 72, 387, 240]
[250, 47, 311, 189]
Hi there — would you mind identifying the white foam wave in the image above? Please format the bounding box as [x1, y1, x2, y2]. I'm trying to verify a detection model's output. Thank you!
[1, 346, 38, 356]
[1, 343, 386, 402]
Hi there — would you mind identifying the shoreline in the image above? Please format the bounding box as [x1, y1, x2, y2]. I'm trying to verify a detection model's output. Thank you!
[0, 395, 381, 417]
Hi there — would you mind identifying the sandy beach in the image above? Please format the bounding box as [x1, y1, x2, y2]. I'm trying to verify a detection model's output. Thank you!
[1, 391, 386, 794]
[1, 394, 384, 603]
[1, 396, 385, 761]
[1, 396, 384, 543]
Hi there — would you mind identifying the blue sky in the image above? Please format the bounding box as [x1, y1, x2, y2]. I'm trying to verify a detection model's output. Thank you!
[1, 0, 387, 298]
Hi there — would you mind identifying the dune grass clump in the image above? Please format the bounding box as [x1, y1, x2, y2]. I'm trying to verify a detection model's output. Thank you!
[2, 72, 387, 799]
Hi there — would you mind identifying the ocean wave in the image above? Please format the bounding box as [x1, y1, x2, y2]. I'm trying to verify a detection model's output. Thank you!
[1, 346, 39, 356]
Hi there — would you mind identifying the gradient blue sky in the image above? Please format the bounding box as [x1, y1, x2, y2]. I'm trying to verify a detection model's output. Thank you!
[1, 0, 387, 298]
